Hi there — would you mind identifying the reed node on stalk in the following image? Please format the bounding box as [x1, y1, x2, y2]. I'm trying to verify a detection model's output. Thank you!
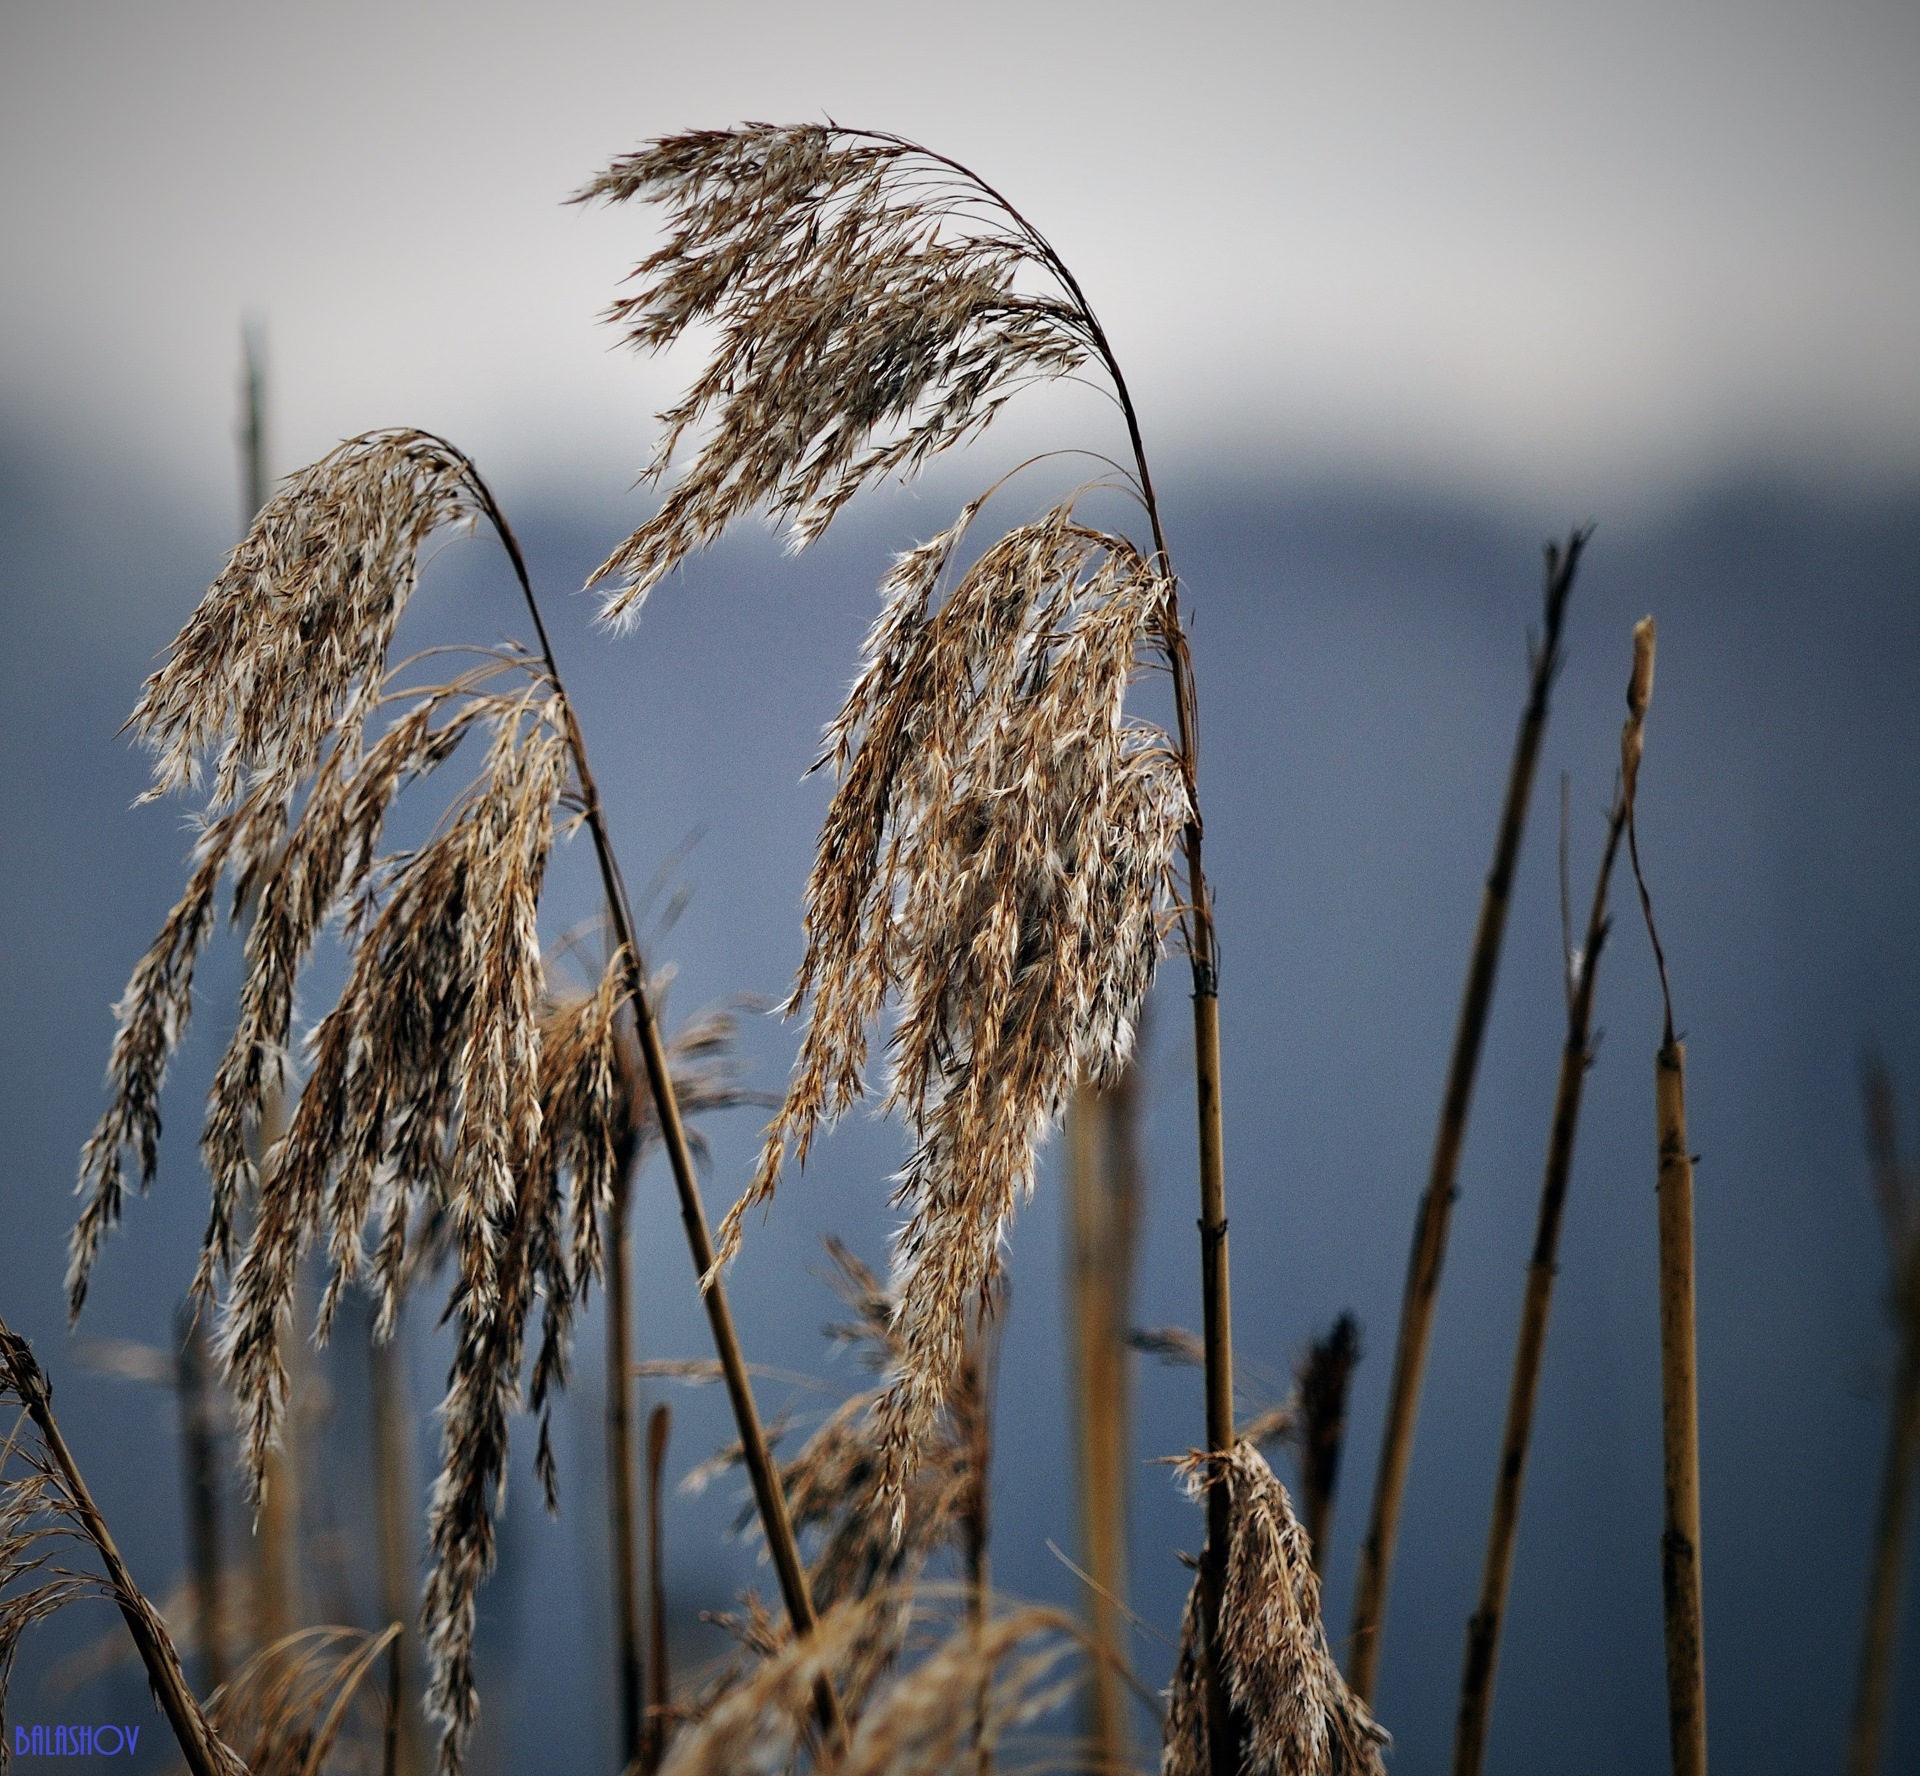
[1620, 618, 1711, 1776]
[1849, 1052, 1920, 1776]
[1349, 532, 1586, 1700]
[574, 121, 1246, 1772]
[65, 426, 835, 1769]
[1451, 621, 1648, 1776]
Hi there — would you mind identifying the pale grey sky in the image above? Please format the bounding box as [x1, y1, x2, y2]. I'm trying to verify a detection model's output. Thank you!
[3, 0, 1915, 511]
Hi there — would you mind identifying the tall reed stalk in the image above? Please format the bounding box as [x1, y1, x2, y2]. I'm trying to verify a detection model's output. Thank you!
[1621, 619, 1709, 1775]
[0, 1316, 245, 1776]
[176, 1302, 229, 1693]
[608, 1153, 645, 1771]
[1065, 1057, 1144, 1771]
[1849, 1056, 1920, 1776]
[370, 1309, 423, 1776]
[643, 1403, 671, 1776]
[1452, 624, 1647, 1776]
[1350, 533, 1585, 1699]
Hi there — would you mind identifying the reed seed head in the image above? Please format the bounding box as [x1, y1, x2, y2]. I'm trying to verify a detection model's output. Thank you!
[574, 125, 1094, 621]
[1164, 1443, 1387, 1776]
[720, 502, 1186, 1523]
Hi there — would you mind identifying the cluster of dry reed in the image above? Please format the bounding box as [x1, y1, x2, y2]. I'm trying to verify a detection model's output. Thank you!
[2, 114, 1909, 1776]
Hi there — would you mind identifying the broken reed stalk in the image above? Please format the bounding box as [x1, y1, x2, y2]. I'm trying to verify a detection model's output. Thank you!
[1296, 1315, 1361, 1582]
[609, 1154, 645, 1771]
[176, 1303, 228, 1693]
[1849, 1059, 1920, 1776]
[644, 1403, 671, 1776]
[371, 1309, 423, 1776]
[1452, 625, 1647, 1776]
[0, 1316, 244, 1776]
[1065, 1056, 1144, 1770]
[1621, 618, 1709, 1776]
[464, 474, 845, 1750]
[1349, 532, 1585, 1700]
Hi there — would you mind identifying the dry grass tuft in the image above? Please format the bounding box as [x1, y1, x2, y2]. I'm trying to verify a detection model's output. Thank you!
[210, 1624, 402, 1776]
[1164, 1443, 1386, 1776]
[661, 1590, 1078, 1776]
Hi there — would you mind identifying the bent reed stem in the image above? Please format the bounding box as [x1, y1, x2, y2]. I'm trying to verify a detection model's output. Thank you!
[1452, 795, 1624, 1776]
[457, 460, 845, 1750]
[0, 1316, 243, 1776]
[1350, 532, 1585, 1702]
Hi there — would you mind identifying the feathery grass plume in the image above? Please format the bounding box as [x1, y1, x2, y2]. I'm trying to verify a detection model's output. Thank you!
[1849, 1054, 1920, 1776]
[1451, 624, 1646, 1776]
[1293, 1316, 1361, 1583]
[746, 505, 1185, 1512]
[579, 124, 1234, 1764]
[1349, 532, 1585, 1701]
[1164, 1443, 1387, 1776]
[1620, 618, 1710, 1776]
[210, 1623, 403, 1776]
[661, 1591, 1078, 1776]
[65, 426, 727, 1769]
[0, 1315, 245, 1776]
[571, 126, 1090, 614]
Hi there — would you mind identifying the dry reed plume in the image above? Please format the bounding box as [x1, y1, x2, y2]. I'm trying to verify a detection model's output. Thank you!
[0, 1316, 244, 1776]
[1164, 1442, 1386, 1776]
[1348, 532, 1585, 1700]
[1849, 1054, 1920, 1775]
[575, 140, 1235, 1765]
[66, 425, 830, 1767]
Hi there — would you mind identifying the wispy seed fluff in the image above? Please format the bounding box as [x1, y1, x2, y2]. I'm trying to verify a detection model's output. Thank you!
[724, 502, 1189, 1518]
[572, 123, 1092, 619]
[68, 429, 638, 1773]
[1165, 1444, 1388, 1776]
